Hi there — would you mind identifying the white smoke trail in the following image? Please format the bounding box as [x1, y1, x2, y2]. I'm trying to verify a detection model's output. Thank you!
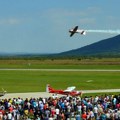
[86, 30, 120, 34]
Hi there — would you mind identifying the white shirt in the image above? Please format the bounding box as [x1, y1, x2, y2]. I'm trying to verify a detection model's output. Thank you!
[93, 106, 98, 113]
[7, 113, 12, 119]
[49, 117, 53, 120]
[56, 108, 59, 115]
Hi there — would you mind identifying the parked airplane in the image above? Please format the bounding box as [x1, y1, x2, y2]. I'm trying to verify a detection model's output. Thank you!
[46, 84, 82, 96]
[69, 26, 86, 37]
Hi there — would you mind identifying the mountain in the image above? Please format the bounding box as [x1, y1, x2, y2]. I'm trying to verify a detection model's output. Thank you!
[0, 35, 120, 58]
[59, 35, 120, 57]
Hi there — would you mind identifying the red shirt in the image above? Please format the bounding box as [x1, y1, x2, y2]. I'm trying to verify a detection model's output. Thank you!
[82, 113, 87, 120]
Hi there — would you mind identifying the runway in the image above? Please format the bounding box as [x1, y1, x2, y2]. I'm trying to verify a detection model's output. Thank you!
[1, 89, 120, 99]
[0, 68, 119, 99]
[0, 68, 120, 72]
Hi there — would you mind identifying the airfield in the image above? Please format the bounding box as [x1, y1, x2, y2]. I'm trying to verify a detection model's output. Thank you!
[0, 58, 120, 97]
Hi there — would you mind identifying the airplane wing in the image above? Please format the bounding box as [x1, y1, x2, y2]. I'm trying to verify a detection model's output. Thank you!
[70, 32, 75, 37]
[74, 26, 78, 31]
[64, 86, 76, 92]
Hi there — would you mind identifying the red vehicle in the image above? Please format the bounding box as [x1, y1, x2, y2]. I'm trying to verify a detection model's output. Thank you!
[46, 84, 82, 96]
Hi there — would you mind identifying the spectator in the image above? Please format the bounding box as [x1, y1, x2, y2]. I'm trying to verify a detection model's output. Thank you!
[0, 94, 120, 120]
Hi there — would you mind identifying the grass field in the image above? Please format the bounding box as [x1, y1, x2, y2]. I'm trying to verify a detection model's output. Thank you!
[0, 59, 120, 69]
[0, 70, 120, 93]
[0, 58, 120, 93]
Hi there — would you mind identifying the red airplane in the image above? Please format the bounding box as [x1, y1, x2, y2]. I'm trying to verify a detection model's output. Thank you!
[46, 84, 82, 96]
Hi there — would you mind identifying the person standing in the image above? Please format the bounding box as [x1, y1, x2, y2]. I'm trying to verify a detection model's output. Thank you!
[7, 112, 12, 120]
[93, 105, 98, 120]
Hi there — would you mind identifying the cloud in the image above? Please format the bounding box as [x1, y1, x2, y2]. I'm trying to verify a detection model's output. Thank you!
[0, 18, 21, 25]
[39, 7, 101, 27]
[87, 7, 101, 14]
[79, 18, 96, 24]
[42, 9, 87, 18]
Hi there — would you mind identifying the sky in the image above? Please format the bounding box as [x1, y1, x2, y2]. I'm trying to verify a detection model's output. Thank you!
[0, 0, 120, 54]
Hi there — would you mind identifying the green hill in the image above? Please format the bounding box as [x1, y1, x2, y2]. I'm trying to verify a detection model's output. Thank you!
[59, 35, 120, 57]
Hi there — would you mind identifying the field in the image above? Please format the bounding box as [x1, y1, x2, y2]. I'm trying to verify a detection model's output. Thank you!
[0, 58, 120, 93]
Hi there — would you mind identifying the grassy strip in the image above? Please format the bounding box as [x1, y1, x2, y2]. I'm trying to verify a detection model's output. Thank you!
[0, 70, 120, 93]
[0, 59, 120, 69]
[82, 92, 120, 97]
[0, 64, 120, 69]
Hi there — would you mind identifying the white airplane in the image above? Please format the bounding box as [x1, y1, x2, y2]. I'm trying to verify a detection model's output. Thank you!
[69, 26, 86, 37]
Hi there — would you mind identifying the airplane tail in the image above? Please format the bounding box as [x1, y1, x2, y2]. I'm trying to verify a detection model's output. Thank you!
[46, 84, 54, 92]
[81, 31, 86, 35]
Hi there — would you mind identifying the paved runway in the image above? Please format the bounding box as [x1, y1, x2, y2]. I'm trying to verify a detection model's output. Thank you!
[1, 89, 120, 99]
[0, 68, 120, 72]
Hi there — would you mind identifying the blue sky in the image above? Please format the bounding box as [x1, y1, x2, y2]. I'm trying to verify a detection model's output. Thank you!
[0, 0, 120, 53]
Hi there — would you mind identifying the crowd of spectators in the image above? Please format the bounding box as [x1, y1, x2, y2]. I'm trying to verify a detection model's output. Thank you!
[0, 94, 120, 120]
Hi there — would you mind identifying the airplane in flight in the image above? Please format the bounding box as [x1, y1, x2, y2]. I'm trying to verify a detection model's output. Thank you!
[46, 84, 82, 96]
[69, 26, 86, 37]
